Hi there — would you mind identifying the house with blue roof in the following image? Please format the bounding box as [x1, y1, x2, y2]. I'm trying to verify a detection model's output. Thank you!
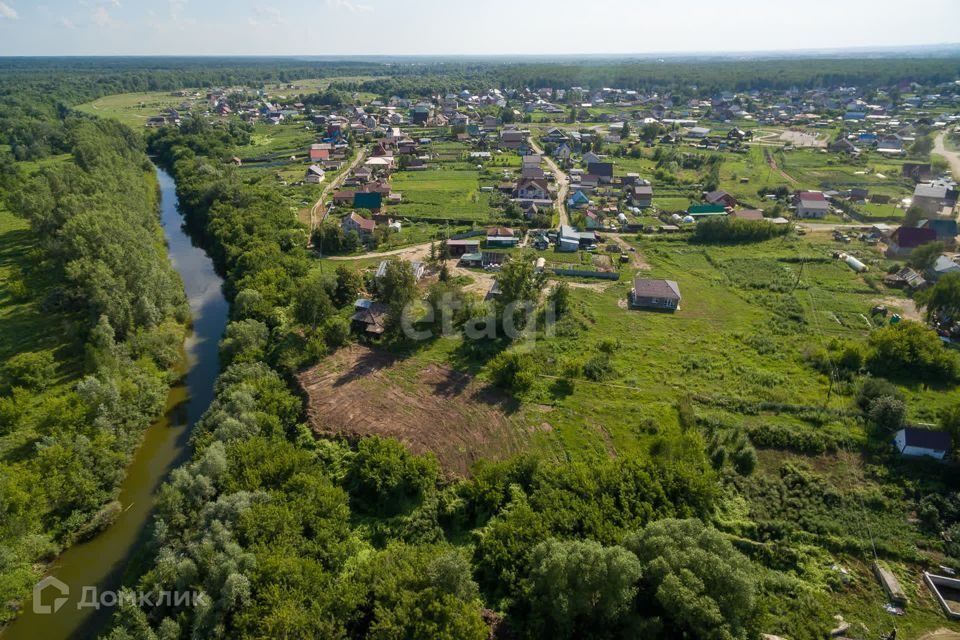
[567, 190, 590, 208]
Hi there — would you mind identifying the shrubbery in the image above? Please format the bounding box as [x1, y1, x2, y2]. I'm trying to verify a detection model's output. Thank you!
[692, 217, 790, 244]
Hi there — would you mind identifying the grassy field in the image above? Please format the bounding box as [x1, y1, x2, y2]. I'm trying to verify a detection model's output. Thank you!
[330, 229, 960, 634]
[76, 91, 193, 129]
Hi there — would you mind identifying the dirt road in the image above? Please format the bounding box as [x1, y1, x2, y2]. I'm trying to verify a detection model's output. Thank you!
[934, 131, 960, 178]
[529, 138, 570, 226]
[764, 148, 799, 185]
[310, 147, 368, 234]
[326, 240, 434, 261]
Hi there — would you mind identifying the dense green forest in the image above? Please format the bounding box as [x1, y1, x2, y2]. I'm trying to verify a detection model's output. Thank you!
[0, 117, 187, 621]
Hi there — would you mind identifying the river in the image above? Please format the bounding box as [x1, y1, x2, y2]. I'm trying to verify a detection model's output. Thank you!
[0, 167, 228, 640]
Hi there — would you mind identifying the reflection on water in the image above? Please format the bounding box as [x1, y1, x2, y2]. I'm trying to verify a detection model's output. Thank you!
[1, 167, 228, 640]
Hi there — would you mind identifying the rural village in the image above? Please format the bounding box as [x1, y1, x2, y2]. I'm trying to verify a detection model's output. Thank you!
[6, 53, 960, 640]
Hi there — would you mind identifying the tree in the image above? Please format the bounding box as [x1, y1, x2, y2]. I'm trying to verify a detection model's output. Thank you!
[495, 257, 547, 333]
[867, 395, 907, 433]
[345, 437, 439, 516]
[866, 321, 960, 383]
[624, 519, 757, 640]
[903, 205, 926, 227]
[376, 260, 418, 335]
[219, 319, 269, 366]
[523, 539, 643, 639]
[940, 403, 960, 449]
[490, 351, 535, 394]
[909, 240, 945, 271]
[332, 265, 361, 308]
[548, 282, 571, 318]
[918, 271, 960, 322]
[911, 134, 934, 158]
[293, 273, 334, 328]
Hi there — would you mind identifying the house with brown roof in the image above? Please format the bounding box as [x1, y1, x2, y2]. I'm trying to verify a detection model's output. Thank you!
[351, 299, 390, 336]
[343, 212, 376, 238]
[729, 209, 764, 221]
[515, 178, 550, 203]
[705, 189, 737, 208]
[629, 278, 681, 311]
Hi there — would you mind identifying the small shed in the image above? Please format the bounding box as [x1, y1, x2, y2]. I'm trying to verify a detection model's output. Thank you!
[894, 428, 951, 460]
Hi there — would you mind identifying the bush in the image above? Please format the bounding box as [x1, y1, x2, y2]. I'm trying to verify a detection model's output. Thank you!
[583, 353, 615, 381]
[866, 321, 960, 383]
[2, 351, 56, 391]
[692, 217, 790, 244]
[867, 395, 907, 433]
[490, 351, 535, 394]
[855, 376, 904, 411]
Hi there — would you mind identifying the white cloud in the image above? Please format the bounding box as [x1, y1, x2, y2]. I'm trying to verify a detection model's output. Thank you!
[326, 0, 373, 13]
[91, 5, 117, 27]
[0, 1, 18, 19]
[60, 16, 76, 28]
[248, 5, 285, 26]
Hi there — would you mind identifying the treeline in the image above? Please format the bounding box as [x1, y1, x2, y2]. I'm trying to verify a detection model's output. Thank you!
[0, 118, 188, 621]
[0, 58, 389, 161]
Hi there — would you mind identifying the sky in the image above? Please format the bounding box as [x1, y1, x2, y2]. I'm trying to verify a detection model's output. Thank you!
[0, 0, 958, 57]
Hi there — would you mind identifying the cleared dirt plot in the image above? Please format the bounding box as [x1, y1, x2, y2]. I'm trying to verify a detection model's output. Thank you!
[297, 345, 527, 475]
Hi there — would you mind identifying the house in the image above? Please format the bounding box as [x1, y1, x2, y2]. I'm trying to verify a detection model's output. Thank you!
[630, 278, 681, 311]
[587, 162, 614, 183]
[913, 183, 959, 217]
[354, 191, 383, 211]
[567, 189, 590, 208]
[333, 190, 356, 205]
[446, 238, 481, 257]
[884, 266, 927, 290]
[894, 428, 951, 460]
[902, 163, 933, 182]
[729, 209, 765, 221]
[351, 299, 390, 336]
[687, 126, 711, 138]
[309, 143, 331, 161]
[515, 178, 550, 203]
[486, 227, 519, 247]
[919, 218, 958, 245]
[704, 189, 736, 207]
[886, 226, 938, 257]
[582, 151, 601, 166]
[554, 143, 572, 161]
[687, 204, 727, 218]
[342, 212, 376, 237]
[627, 184, 653, 208]
[931, 255, 960, 280]
[829, 138, 858, 154]
[305, 165, 326, 184]
[557, 225, 595, 252]
[500, 129, 527, 150]
[543, 127, 568, 143]
[795, 191, 830, 219]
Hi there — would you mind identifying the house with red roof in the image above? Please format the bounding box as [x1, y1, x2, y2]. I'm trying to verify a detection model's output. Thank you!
[795, 191, 830, 219]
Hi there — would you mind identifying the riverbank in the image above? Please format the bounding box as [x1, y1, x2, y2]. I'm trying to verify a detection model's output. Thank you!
[0, 167, 228, 640]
